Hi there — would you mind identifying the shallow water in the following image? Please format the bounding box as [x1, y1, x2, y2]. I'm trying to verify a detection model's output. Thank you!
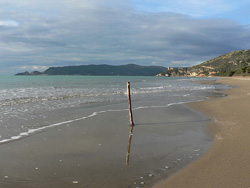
[0, 76, 230, 143]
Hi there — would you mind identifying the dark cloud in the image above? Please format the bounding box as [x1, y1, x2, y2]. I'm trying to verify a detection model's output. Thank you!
[0, 0, 250, 74]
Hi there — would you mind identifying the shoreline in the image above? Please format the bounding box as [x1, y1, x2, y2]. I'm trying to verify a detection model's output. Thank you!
[152, 77, 250, 188]
[0, 102, 212, 188]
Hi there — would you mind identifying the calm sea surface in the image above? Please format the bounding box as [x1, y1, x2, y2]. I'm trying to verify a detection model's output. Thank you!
[0, 76, 229, 143]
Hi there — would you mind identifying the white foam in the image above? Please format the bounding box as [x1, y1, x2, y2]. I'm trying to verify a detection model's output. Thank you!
[11, 136, 21, 140]
[0, 111, 103, 144]
[0, 139, 11, 143]
[133, 101, 189, 111]
[0, 99, 208, 145]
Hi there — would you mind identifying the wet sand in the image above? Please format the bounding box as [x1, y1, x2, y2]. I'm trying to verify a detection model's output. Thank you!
[152, 77, 250, 188]
[0, 103, 211, 188]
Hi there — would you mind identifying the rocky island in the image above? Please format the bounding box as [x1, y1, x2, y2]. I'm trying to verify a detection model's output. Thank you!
[15, 71, 43, 76]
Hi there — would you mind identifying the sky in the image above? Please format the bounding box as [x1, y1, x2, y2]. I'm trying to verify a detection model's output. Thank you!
[1, 0, 250, 74]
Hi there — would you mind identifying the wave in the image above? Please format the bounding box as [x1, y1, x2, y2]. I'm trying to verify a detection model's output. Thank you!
[0, 84, 215, 107]
[0, 99, 210, 144]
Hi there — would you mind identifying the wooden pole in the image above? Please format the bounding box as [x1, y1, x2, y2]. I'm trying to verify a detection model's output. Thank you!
[126, 82, 134, 166]
[127, 82, 134, 126]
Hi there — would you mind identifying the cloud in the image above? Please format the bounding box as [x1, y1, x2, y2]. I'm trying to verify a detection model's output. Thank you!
[0, 20, 19, 27]
[0, 0, 250, 74]
[17, 65, 49, 71]
[19, 66, 28, 70]
[32, 66, 49, 70]
[130, 0, 250, 18]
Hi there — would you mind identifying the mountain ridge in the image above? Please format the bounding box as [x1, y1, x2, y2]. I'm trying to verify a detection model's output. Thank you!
[15, 64, 167, 76]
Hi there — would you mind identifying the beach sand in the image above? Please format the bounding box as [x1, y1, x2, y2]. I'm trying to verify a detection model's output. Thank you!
[152, 77, 250, 188]
[0, 102, 211, 188]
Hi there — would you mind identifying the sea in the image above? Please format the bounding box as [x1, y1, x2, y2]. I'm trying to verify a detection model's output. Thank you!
[0, 75, 229, 144]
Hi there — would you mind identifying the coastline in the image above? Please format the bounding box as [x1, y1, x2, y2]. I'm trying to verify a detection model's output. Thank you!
[0, 101, 212, 188]
[152, 77, 250, 188]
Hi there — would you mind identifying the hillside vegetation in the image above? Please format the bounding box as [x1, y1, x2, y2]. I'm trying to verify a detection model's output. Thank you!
[192, 49, 250, 76]
[158, 49, 250, 77]
[44, 64, 166, 76]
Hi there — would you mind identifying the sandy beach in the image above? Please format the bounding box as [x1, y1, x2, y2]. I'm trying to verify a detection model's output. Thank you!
[153, 77, 250, 188]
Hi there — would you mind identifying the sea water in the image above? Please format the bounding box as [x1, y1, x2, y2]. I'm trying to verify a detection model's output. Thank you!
[0, 75, 229, 143]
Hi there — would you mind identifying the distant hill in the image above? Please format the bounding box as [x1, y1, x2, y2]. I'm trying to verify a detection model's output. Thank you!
[158, 49, 250, 77]
[191, 49, 250, 76]
[16, 64, 167, 76]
